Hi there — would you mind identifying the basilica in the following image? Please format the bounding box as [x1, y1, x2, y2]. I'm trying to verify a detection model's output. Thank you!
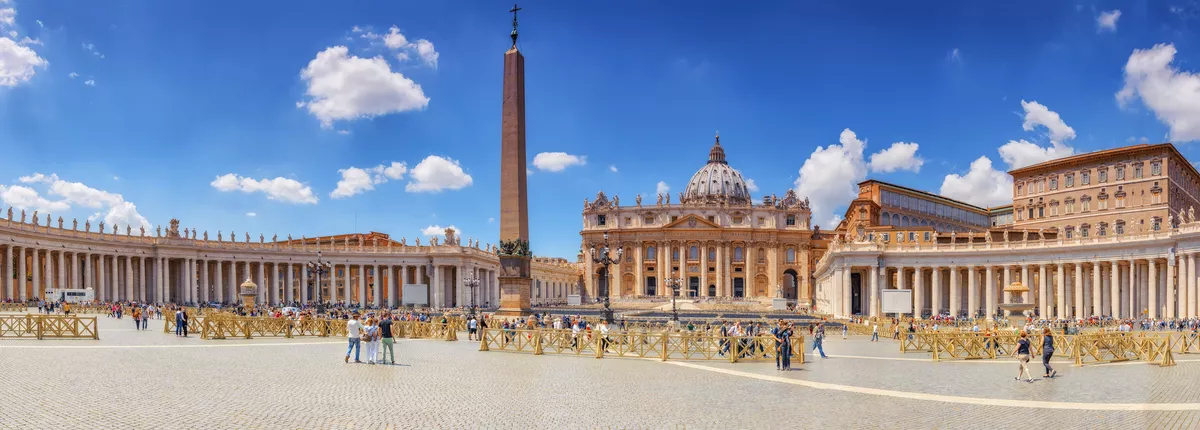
[580, 135, 825, 307]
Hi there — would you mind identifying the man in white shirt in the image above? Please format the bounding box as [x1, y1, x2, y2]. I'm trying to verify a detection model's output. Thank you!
[345, 314, 362, 363]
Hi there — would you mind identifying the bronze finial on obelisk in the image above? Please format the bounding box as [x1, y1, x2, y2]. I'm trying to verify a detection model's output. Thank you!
[496, 4, 533, 317]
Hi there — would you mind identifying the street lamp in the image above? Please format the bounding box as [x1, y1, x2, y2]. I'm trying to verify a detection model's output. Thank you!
[307, 251, 332, 315]
[664, 275, 685, 322]
[589, 231, 623, 324]
[463, 269, 480, 317]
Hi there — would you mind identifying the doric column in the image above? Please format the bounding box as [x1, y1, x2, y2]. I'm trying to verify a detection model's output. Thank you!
[1191, 254, 1198, 318]
[1092, 261, 1102, 317]
[985, 266, 995, 319]
[358, 264, 367, 306]
[341, 262, 350, 305]
[284, 263, 293, 304]
[1109, 260, 1120, 318]
[30, 248, 39, 301]
[378, 264, 388, 308]
[44, 250, 53, 297]
[70, 252, 79, 291]
[841, 265, 851, 317]
[967, 266, 977, 318]
[3, 245, 11, 300]
[301, 264, 309, 303]
[95, 253, 103, 302]
[715, 244, 724, 297]
[1149, 258, 1159, 319]
[1167, 257, 1177, 319]
[1055, 262, 1066, 319]
[931, 266, 942, 316]
[199, 259, 208, 304]
[699, 244, 707, 297]
[1036, 265, 1047, 317]
[868, 264, 880, 317]
[1073, 262, 1084, 319]
[1004, 266, 1014, 309]
[122, 255, 132, 302]
[1127, 258, 1137, 318]
[431, 265, 442, 307]
[948, 266, 959, 318]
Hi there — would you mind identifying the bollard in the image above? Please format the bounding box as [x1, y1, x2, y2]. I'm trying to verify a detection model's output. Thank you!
[730, 337, 740, 363]
[479, 328, 490, 351]
[595, 333, 604, 359]
[661, 332, 669, 362]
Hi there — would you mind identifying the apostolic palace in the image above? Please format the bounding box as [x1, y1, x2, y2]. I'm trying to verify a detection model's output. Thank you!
[4, 138, 1200, 322]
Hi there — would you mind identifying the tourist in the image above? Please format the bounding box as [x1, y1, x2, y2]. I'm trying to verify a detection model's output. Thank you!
[363, 317, 380, 365]
[1013, 331, 1033, 382]
[345, 313, 362, 363]
[132, 306, 142, 330]
[841, 324, 848, 339]
[1041, 327, 1057, 378]
[380, 314, 396, 365]
[772, 320, 793, 370]
[598, 320, 610, 352]
[467, 316, 478, 341]
[871, 323, 879, 342]
[812, 322, 828, 358]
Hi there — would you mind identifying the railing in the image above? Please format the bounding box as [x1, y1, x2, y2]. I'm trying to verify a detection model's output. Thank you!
[0, 315, 99, 339]
[897, 331, 1174, 366]
[163, 315, 458, 341]
[0, 303, 28, 313]
[479, 327, 805, 364]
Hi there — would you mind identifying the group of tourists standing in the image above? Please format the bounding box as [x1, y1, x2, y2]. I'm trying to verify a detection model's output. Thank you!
[345, 312, 399, 365]
[1012, 328, 1057, 383]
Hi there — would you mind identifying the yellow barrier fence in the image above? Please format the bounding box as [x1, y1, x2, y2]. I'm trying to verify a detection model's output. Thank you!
[479, 327, 804, 364]
[0, 314, 99, 339]
[0, 303, 28, 313]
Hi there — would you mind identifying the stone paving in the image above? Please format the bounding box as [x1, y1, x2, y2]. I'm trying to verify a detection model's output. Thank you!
[2, 312, 1200, 429]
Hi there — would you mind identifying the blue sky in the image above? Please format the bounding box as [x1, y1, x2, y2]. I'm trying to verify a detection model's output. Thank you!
[1, 1, 1199, 259]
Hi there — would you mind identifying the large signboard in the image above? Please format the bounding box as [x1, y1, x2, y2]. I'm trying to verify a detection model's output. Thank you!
[881, 289, 913, 314]
[402, 284, 429, 306]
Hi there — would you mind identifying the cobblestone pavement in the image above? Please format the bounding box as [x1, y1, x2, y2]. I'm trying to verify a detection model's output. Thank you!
[2, 314, 1200, 429]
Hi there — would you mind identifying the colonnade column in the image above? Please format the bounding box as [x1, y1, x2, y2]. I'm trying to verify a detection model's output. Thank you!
[947, 266, 958, 318]
[301, 264, 310, 303]
[1109, 260, 1120, 318]
[1167, 258, 1176, 319]
[3, 246, 11, 300]
[913, 267, 924, 318]
[966, 266, 977, 318]
[357, 264, 366, 307]
[30, 248, 39, 301]
[1072, 262, 1083, 319]
[1149, 259, 1159, 319]
[95, 253, 104, 302]
[1127, 258, 1136, 319]
[715, 245, 724, 298]
[1092, 261, 1102, 317]
[841, 266, 851, 317]
[1190, 254, 1198, 318]
[1055, 263, 1065, 319]
[868, 265, 879, 317]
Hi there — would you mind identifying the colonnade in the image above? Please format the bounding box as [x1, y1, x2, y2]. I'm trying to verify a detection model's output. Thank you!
[827, 254, 1200, 320]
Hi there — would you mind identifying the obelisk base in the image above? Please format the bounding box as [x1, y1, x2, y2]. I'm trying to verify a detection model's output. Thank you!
[494, 255, 533, 317]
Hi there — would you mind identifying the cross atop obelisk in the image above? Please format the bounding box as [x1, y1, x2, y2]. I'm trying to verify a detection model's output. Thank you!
[496, 4, 533, 317]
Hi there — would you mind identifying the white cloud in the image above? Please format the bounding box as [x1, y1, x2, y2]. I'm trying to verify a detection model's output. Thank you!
[83, 79, 95, 87]
[1, 173, 151, 231]
[382, 26, 408, 49]
[609, 165, 618, 173]
[526, 168, 533, 176]
[405, 155, 472, 193]
[948, 48, 961, 63]
[0, 36, 47, 87]
[939, 156, 1014, 207]
[997, 139, 1075, 170]
[421, 224, 458, 237]
[68, 72, 78, 79]
[337, 129, 350, 135]
[745, 178, 759, 192]
[412, 39, 438, 68]
[1116, 43, 1200, 142]
[1097, 10, 1122, 32]
[330, 161, 407, 198]
[210, 174, 318, 204]
[487, 217, 495, 223]
[112, 176, 119, 181]
[868, 142, 924, 173]
[362, 25, 440, 69]
[81, 42, 104, 58]
[532, 152, 587, 172]
[34, 19, 41, 28]
[1020, 100, 1076, 144]
[16, 37, 38, 45]
[298, 46, 429, 128]
[793, 128, 869, 227]
[656, 181, 670, 196]
[245, 212, 257, 217]
[0, 7, 12, 26]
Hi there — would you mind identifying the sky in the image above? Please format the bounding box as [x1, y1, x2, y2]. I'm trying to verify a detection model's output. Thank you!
[1, 1, 1199, 260]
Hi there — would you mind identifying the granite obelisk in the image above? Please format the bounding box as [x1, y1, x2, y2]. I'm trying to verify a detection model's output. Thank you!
[496, 4, 533, 317]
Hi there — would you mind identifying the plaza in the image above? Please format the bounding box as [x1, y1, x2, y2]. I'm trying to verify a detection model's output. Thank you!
[3, 314, 1200, 429]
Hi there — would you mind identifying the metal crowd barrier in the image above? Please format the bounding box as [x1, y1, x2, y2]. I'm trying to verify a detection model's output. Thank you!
[478, 327, 805, 364]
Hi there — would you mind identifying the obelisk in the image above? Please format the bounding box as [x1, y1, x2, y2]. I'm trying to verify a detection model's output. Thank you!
[496, 4, 533, 317]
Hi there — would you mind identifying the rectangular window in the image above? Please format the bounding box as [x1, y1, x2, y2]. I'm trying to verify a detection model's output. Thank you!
[1082, 227, 1090, 238]
[1152, 162, 1162, 175]
[909, 232, 916, 241]
[1099, 170, 1107, 183]
[1038, 207, 1044, 218]
[786, 215, 796, 226]
[1099, 224, 1107, 236]
[1135, 165, 1143, 178]
[624, 217, 631, 225]
[1116, 197, 1125, 208]
[644, 216, 654, 224]
[1116, 223, 1124, 235]
[1017, 184, 1023, 196]
[1066, 175, 1074, 187]
[1065, 228, 1074, 239]
[1153, 193, 1161, 204]
[923, 232, 931, 241]
[1082, 172, 1091, 185]
[1082, 200, 1090, 211]
[882, 233, 890, 242]
[1099, 199, 1108, 210]
[1066, 202, 1074, 214]
[1050, 178, 1058, 190]
[758, 217, 765, 226]
[1116, 167, 1125, 180]
[731, 216, 743, 224]
[597, 215, 606, 226]
[671, 216, 679, 222]
[1154, 218, 1162, 231]
[1038, 180, 1045, 193]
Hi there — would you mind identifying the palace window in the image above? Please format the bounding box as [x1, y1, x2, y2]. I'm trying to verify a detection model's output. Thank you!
[1099, 169, 1108, 183]
[1065, 226, 1074, 239]
[707, 248, 716, 261]
[734, 247, 744, 261]
[1082, 171, 1091, 185]
[1066, 174, 1074, 187]
[1038, 180, 1045, 193]
[786, 215, 796, 226]
[1134, 164, 1143, 179]
[923, 232, 931, 241]
[1050, 178, 1058, 190]
[689, 246, 698, 260]
[732, 216, 743, 225]
[882, 233, 890, 242]
[624, 248, 632, 263]
[1098, 223, 1108, 236]
[1028, 207, 1034, 219]
[1099, 198, 1108, 210]
[757, 248, 766, 263]
[625, 217, 631, 225]
[672, 249, 679, 261]
[909, 232, 916, 241]
[1038, 206, 1044, 218]
[1116, 166, 1125, 180]
[707, 216, 715, 223]
[1115, 220, 1125, 235]
[1066, 200, 1075, 214]
[786, 248, 796, 263]
[1082, 198, 1090, 212]
[1153, 217, 1162, 231]
[1152, 162, 1162, 176]
[1017, 184, 1024, 195]
[758, 217, 765, 226]
[1081, 225, 1090, 238]
[644, 216, 654, 225]
[646, 246, 656, 260]
[597, 215, 607, 226]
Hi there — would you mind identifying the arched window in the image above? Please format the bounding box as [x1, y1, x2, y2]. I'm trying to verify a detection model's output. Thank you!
[734, 247, 744, 261]
[892, 214, 900, 226]
[880, 212, 890, 225]
[672, 248, 679, 261]
[901, 216, 910, 227]
[624, 247, 632, 263]
[786, 248, 796, 263]
[646, 246, 656, 260]
[757, 248, 766, 263]
[707, 248, 716, 261]
[689, 246, 698, 260]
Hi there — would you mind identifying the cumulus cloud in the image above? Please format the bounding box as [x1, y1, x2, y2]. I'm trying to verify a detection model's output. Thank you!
[210, 174, 318, 204]
[83, 79, 95, 86]
[609, 165, 618, 173]
[68, 72, 78, 79]
[405, 155, 473, 193]
[939, 156, 1014, 207]
[793, 129, 869, 227]
[532, 152, 587, 172]
[421, 224, 458, 237]
[1097, 10, 1122, 32]
[1117, 43, 1200, 142]
[330, 161, 407, 198]
[81, 42, 104, 58]
[868, 142, 924, 173]
[0, 7, 12, 26]
[245, 212, 257, 217]
[1020, 100, 1076, 145]
[1, 173, 151, 231]
[298, 46, 429, 128]
[0, 36, 47, 87]
[361, 25, 440, 68]
[656, 181, 670, 197]
[745, 178, 759, 192]
[997, 139, 1075, 170]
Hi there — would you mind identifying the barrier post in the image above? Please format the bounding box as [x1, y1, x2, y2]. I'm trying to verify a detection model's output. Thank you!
[533, 330, 543, 355]
[479, 328, 490, 351]
[661, 333, 669, 362]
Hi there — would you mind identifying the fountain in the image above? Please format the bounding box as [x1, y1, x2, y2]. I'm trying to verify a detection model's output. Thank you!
[999, 282, 1035, 328]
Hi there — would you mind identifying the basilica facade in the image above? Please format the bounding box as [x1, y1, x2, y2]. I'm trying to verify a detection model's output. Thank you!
[579, 136, 823, 305]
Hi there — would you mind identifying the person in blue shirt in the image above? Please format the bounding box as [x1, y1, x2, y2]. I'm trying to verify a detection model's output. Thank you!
[1041, 327, 1057, 378]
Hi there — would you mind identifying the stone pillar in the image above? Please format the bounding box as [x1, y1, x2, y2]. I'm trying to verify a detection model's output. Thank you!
[358, 264, 367, 307]
[1127, 259, 1136, 318]
[3, 246, 11, 300]
[1149, 258, 1159, 319]
[985, 266, 995, 319]
[199, 260, 209, 304]
[948, 266, 959, 318]
[1191, 254, 1198, 318]
[431, 265, 441, 308]
[379, 264, 388, 308]
[44, 250, 53, 297]
[913, 267, 924, 318]
[1055, 263, 1065, 319]
[1073, 262, 1084, 319]
[868, 265, 879, 317]
[841, 265, 851, 317]
[931, 267, 941, 316]
[967, 266, 977, 318]
[284, 263, 293, 304]
[95, 253, 103, 302]
[699, 244, 708, 297]
[1092, 261, 1102, 317]
[1108, 260, 1119, 318]
[301, 264, 309, 303]
[715, 244, 724, 297]
[30, 248, 39, 301]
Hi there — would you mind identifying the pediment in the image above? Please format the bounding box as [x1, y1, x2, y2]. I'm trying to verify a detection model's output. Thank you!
[663, 214, 721, 229]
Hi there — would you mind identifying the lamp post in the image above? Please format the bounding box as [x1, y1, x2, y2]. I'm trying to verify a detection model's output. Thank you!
[306, 251, 332, 315]
[589, 231, 623, 324]
[463, 269, 480, 317]
[664, 275, 684, 322]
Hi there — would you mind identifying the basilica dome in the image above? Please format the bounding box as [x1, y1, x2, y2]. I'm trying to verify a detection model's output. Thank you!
[681, 134, 752, 205]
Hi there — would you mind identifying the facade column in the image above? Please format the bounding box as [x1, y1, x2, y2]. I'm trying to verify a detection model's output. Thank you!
[379, 264, 388, 308]
[631, 245, 642, 297]
[715, 244, 724, 298]
[1092, 261, 1102, 317]
[30, 248, 39, 301]
[841, 265, 851, 317]
[285, 263, 294, 304]
[1055, 263, 1066, 319]
[699, 244, 707, 297]
[199, 260, 209, 304]
[967, 266, 977, 318]
[931, 267, 942, 316]
[1149, 258, 1159, 319]
[868, 265, 879, 317]
[431, 265, 442, 307]
[1127, 259, 1137, 319]
[948, 266, 959, 318]
[153, 257, 161, 303]
[358, 264, 367, 307]
[95, 253, 104, 302]
[985, 266, 995, 318]
[44, 250, 53, 297]
[914, 267, 924, 318]
[301, 264, 310, 303]
[124, 256, 133, 302]
[1191, 254, 1198, 318]
[3, 246, 11, 300]
[342, 263, 351, 305]
[1073, 262, 1084, 319]
[1109, 260, 1120, 318]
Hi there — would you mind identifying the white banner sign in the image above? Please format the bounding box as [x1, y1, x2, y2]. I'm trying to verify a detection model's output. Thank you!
[881, 289, 913, 314]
